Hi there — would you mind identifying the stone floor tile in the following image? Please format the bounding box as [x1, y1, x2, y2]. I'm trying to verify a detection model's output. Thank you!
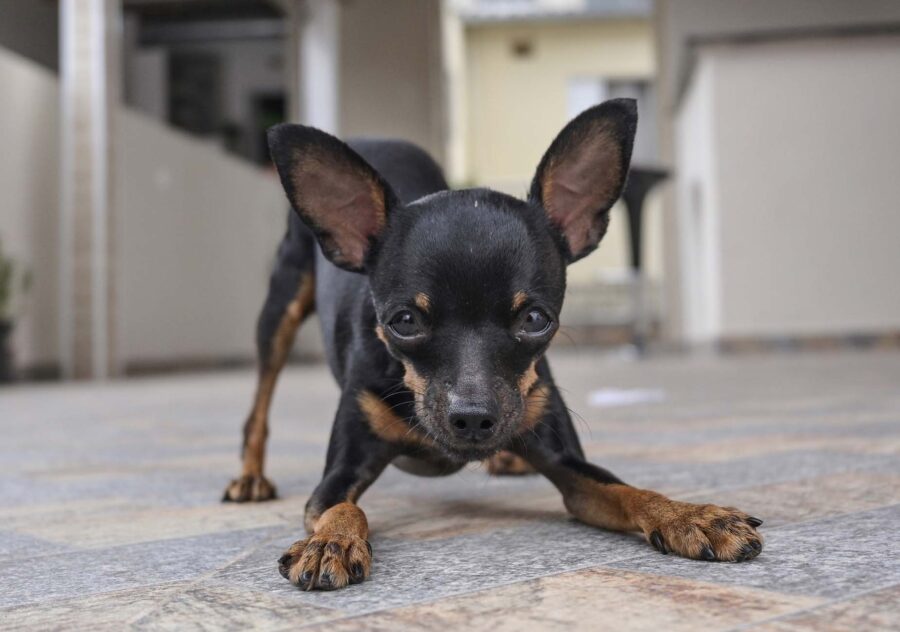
[215, 520, 650, 614]
[680, 472, 900, 528]
[744, 584, 900, 631]
[0, 531, 76, 561]
[2, 350, 898, 628]
[17, 502, 300, 549]
[0, 526, 282, 608]
[300, 567, 823, 632]
[130, 584, 344, 631]
[0, 583, 188, 632]
[606, 505, 900, 600]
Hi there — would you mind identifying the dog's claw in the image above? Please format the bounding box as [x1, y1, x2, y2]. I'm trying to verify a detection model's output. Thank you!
[650, 530, 668, 554]
[298, 570, 314, 590]
[737, 544, 756, 561]
[700, 545, 716, 561]
[747, 516, 763, 528]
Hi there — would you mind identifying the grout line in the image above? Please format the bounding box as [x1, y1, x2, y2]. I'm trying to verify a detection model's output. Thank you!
[0, 520, 289, 563]
[123, 527, 329, 626]
[290, 559, 627, 628]
[0, 526, 288, 614]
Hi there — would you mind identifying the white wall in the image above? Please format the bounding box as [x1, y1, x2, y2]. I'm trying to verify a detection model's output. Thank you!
[0, 48, 60, 370]
[676, 36, 900, 340]
[115, 109, 285, 368]
[655, 0, 900, 342]
[674, 54, 718, 344]
[0, 45, 290, 374]
[657, 0, 900, 113]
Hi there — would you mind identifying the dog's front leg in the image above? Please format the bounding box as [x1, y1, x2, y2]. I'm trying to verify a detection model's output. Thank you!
[278, 390, 396, 590]
[537, 453, 763, 561]
[513, 384, 764, 562]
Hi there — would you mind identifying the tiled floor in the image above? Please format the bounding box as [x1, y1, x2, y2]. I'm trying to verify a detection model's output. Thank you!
[1, 349, 899, 630]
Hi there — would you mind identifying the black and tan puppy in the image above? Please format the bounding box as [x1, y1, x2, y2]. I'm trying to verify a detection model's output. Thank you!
[223, 99, 763, 590]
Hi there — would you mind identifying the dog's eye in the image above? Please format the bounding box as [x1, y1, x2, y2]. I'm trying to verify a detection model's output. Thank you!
[521, 309, 551, 335]
[388, 310, 422, 338]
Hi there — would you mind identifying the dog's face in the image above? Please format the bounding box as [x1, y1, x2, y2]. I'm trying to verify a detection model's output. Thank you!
[368, 190, 565, 459]
[269, 99, 636, 461]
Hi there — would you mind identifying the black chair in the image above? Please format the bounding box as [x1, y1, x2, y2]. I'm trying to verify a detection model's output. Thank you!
[620, 166, 668, 353]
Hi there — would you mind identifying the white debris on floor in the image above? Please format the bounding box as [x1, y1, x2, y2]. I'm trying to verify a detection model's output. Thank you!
[587, 388, 666, 408]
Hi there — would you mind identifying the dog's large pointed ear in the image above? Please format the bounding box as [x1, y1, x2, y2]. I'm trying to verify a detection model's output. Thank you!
[528, 99, 637, 263]
[267, 124, 396, 272]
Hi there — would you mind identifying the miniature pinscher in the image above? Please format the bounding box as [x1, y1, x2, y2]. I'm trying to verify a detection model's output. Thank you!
[223, 99, 763, 590]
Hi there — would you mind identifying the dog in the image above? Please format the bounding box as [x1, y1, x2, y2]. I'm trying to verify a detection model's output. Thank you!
[223, 99, 763, 590]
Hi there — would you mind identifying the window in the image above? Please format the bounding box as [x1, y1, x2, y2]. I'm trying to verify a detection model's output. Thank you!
[566, 77, 658, 165]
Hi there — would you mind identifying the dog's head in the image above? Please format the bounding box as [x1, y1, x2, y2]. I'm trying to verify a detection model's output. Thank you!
[268, 99, 636, 461]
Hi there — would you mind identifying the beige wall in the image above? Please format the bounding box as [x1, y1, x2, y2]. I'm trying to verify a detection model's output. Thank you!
[0, 46, 289, 374]
[339, 0, 444, 163]
[465, 19, 654, 189]
[676, 36, 900, 340]
[463, 18, 662, 287]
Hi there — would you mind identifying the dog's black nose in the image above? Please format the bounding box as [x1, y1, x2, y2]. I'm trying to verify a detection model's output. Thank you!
[448, 406, 497, 442]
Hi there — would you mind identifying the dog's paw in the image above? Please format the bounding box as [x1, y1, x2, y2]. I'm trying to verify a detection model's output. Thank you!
[222, 475, 277, 502]
[484, 451, 536, 476]
[643, 500, 763, 562]
[278, 534, 372, 590]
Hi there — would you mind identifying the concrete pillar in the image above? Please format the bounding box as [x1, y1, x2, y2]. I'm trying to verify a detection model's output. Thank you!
[59, 0, 120, 379]
[280, 1, 301, 123]
[653, 0, 686, 344]
[441, 3, 467, 184]
[297, 0, 339, 133]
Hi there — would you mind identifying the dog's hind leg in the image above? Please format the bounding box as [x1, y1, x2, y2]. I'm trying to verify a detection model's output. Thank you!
[484, 451, 536, 475]
[224, 217, 316, 502]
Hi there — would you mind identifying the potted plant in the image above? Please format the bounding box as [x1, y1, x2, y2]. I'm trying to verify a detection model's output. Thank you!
[0, 237, 31, 383]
